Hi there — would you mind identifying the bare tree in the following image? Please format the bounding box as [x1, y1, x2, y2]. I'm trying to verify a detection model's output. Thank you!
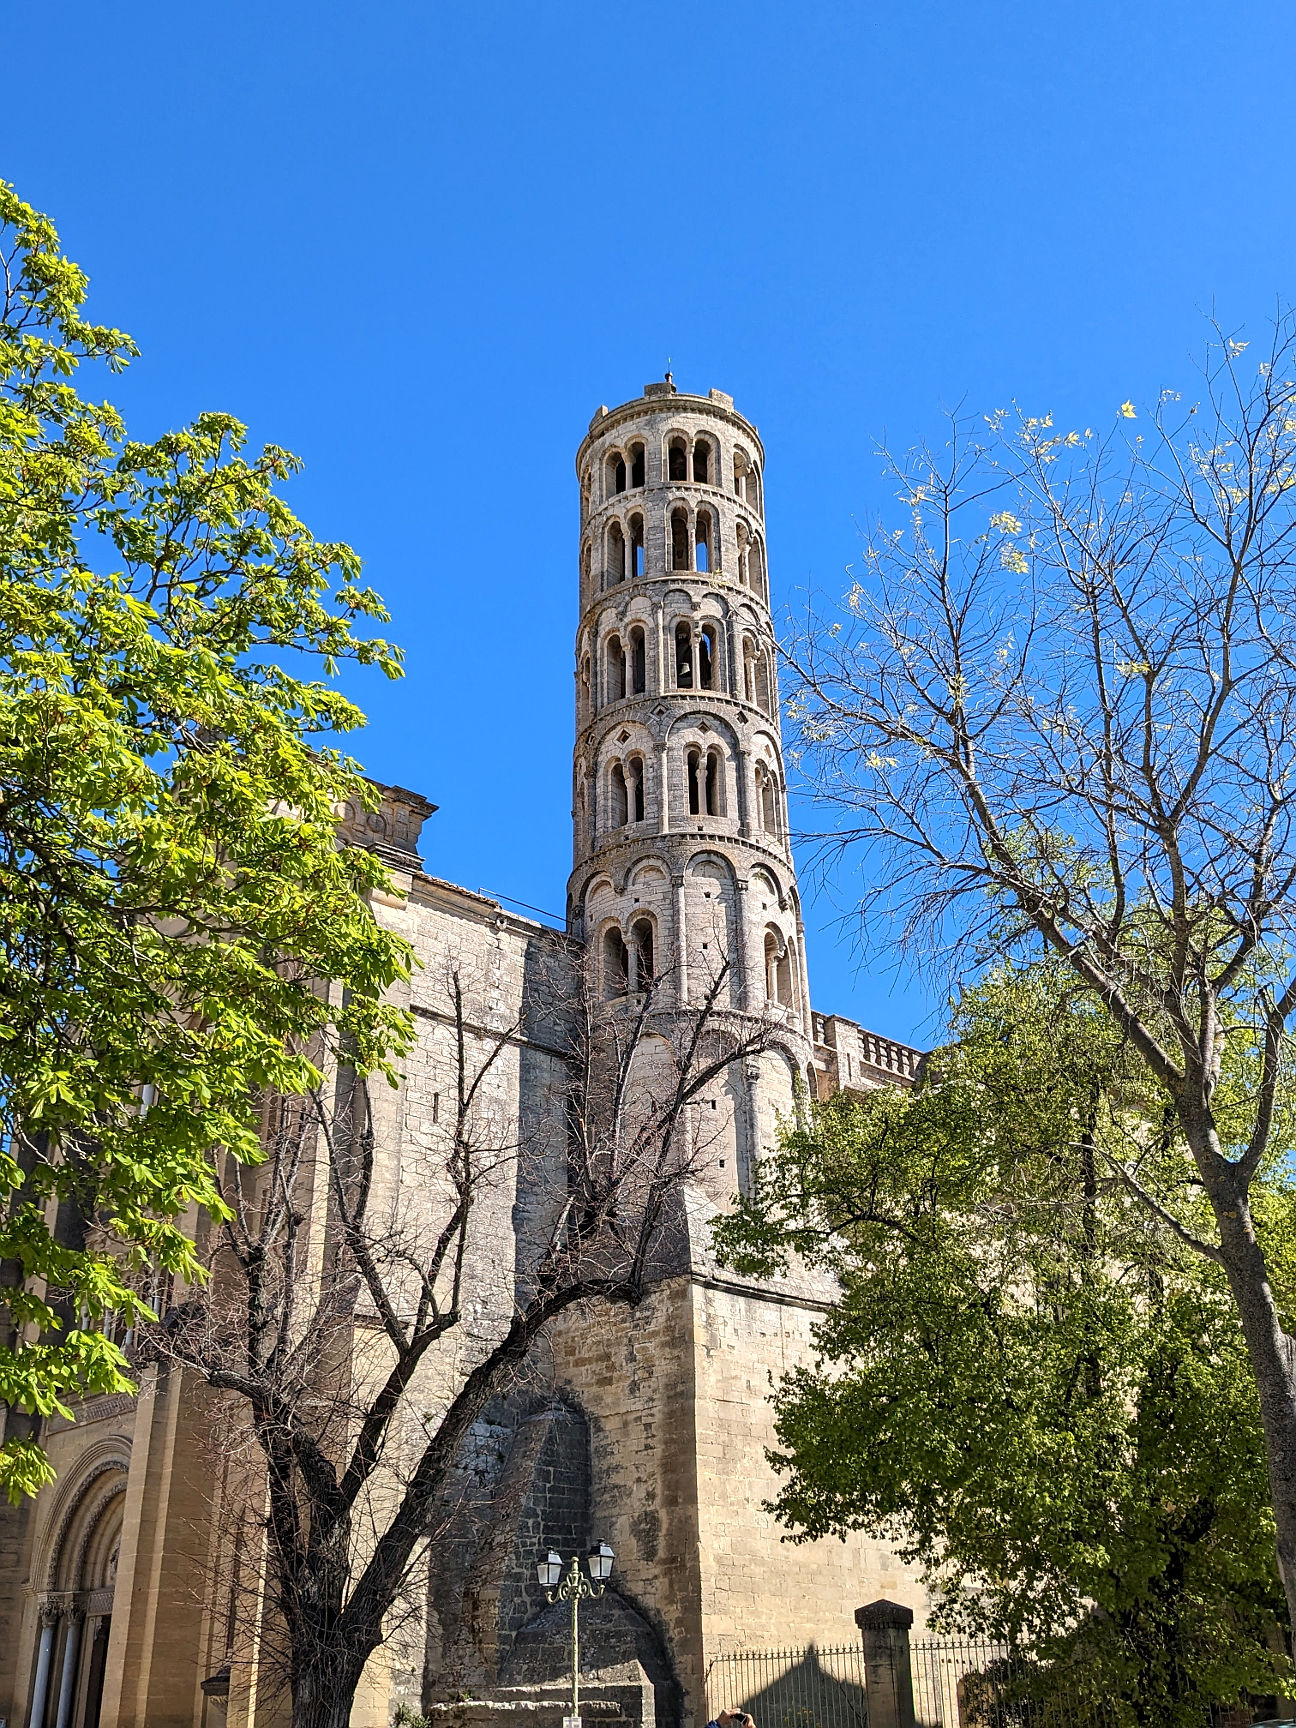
[784, 313, 1296, 1640]
[150, 953, 775, 1728]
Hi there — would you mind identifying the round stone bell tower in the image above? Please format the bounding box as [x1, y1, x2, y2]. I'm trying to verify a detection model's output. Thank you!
[568, 377, 813, 1193]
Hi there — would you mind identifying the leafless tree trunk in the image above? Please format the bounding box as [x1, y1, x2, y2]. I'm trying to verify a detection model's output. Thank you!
[150, 955, 772, 1728]
[785, 313, 1296, 1638]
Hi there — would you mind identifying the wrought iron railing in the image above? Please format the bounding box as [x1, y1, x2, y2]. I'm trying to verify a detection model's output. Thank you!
[706, 1643, 869, 1728]
[706, 1637, 1283, 1728]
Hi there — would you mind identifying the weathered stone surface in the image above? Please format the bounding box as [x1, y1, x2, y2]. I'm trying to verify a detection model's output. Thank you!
[0, 385, 931, 1728]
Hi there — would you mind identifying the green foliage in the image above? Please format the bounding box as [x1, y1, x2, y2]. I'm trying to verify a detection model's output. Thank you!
[715, 962, 1294, 1728]
[0, 181, 412, 1499]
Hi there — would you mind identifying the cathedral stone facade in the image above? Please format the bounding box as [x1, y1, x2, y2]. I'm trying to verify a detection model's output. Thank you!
[0, 380, 926, 1728]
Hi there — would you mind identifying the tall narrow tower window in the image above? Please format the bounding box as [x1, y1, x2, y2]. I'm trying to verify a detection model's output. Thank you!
[607, 521, 626, 586]
[756, 650, 772, 712]
[630, 444, 646, 488]
[675, 622, 694, 689]
[607, 452, 627, 495]
[704, 747, 725, 816]
[699, 626, 716, 690]
[631, 918, 654, 990]
[693, 440, 711, 484]
[629, 515, 645, 577]
[670, 508, 691, 571]
[668, 438, 688, 482]
[627, 755, 645, 823]
[603, 927, 629, 997]
[686, 746, 702, 816]
[607, 633, 626, 702]
[695, 510, 713, 573]
[610, 761, 629, 828]
[749, 537, 767, 603]
[629, 625, 647, 695]
[756, 764, 779, 836]
[765, 929, 793, 1006]
[736, 521, 750, 587]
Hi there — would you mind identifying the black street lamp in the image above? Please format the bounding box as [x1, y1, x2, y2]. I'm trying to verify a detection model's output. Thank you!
[535, 1545, 616, 1727]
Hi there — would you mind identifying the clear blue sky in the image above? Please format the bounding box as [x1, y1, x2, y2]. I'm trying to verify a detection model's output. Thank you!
[5, 0, 1294, 1045]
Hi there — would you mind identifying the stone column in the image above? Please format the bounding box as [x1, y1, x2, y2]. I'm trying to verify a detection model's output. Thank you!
[795, 918, 813, 1037]
[733, 880, 751, 1010]
[53, 1610, 83, 1728]
[26, 1608, 58, 1728]
[673, 874, 688, 1004]
[855, 1600, 915, 1728]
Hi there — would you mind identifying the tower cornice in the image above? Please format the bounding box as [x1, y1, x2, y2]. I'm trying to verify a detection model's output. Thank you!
[576, 390, 765, 471]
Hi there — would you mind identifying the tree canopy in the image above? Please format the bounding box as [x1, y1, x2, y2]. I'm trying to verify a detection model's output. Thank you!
[0, 180, 411, 1500]
[715, 962, 1295, 1727]
[783, 318, 1296, 1640]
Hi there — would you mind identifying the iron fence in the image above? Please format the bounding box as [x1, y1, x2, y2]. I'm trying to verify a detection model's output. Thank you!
[910, 1637, 1110, 1727]
[706, 1637, 1286, 1728]
[706, 1643, 869, 1728]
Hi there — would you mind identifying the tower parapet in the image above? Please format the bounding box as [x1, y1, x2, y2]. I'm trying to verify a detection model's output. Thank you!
[567, 378, 812, 1194]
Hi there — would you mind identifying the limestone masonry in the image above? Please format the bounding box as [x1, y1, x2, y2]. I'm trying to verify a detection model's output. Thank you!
[0, 380, 927, 1728]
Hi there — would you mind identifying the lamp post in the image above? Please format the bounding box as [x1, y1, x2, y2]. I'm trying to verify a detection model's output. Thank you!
[535, 1544, 615, 1728]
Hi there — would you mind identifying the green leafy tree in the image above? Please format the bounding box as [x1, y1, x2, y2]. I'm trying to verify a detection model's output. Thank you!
[784, 319, 1296, 1643]
[715, 963, 1295, 1728]
[0, 181, 411, 1501]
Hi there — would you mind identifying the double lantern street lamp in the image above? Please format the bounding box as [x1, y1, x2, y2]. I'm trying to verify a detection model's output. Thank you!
[536, 1543, 616, 1728]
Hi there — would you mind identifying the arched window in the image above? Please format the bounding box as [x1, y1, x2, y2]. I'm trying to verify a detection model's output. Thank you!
[629, 514, 645, 577]
[704, 746, 725, 815]
[749, 537, 767, 603]
[605, 451, 626, 495]
[693, 439, 711, 484]
[579, 654, 591, 723]
[629, 624, 647, 695]
[687, 745, 723, 816]
[698, 625, 717, 690]
[627, 755, 645, 823]
[631, 918, 654, 990]
[756, 763, 779, 836]
[604, 927, 629, 997]
[582, 542, 592, 584]
[695, 509, 714, 573]
[610, 761, 629, 827]
[742, 636, 758, 704]
[736, 520, 750, 588]
[580, 475, 590, 524]
[735, 447, 759, 506]
[669, 438, 688, 482]
[606, 633, 626, 702]
[630, 444, 646, 488]
[755, 650, 771, 712]
[606, 521, 625, 586]
[765, 928, 793, 1007]
[675, 622, 694, 689]
[670, 507, 691, 571]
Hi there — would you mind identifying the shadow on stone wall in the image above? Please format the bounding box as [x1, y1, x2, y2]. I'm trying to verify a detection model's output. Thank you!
[424, 1398, 680, 1728]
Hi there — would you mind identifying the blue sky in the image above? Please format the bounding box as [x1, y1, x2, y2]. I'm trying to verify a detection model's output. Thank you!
[5, 0, 1295, 1045]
